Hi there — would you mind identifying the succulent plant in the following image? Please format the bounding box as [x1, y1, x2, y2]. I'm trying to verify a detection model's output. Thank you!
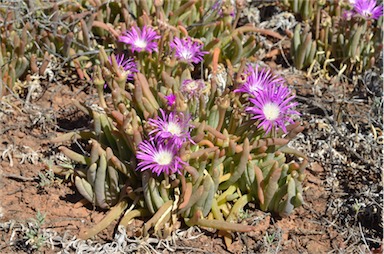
[51, 0, 307, 248]
[290, 23, 318, 71]
[0, 0, 134, 97]
[282, 0, 319, 21]
[286, 0, 383, 76]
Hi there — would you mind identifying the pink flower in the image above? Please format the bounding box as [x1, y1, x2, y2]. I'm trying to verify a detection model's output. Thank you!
[148, 109, 194, 147]
[235, 64, 284, 96]
[180, 79, 206, 100]
[119, 25, 160, 53]
[246, 83, 299, 134]
[109, 54, 137, 80]
[170, 37, 208, 64]
[342, 10, 355, 20]
[104, 54, 137, 89]
[164, 94, 176, 107]
[136, 140, 186, 176]
[354, 0, 383, 20]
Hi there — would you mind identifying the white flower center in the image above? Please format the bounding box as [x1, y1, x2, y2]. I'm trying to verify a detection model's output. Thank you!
[134, 39, 147, 49]
[263, 102, 280, 121]
[154, 150, 173, 166]
[181, 49, 193, 60]
[166, 122, 182, 135]
[362, 10, 371, 17]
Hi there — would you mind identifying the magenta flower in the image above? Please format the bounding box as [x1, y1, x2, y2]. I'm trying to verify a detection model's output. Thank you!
[170, 37, 208, 64]
[342, 10, 355, 20]
[136, 140, 186, 176]
[119, 25, 160, 53]
[354, 0, 383, 20]
[235, 65, 284, 96]
[148, 109, 194, 147]
[180, 79, 205, 100]
[246, 83, 299, 134]
[109, 54, 137, 80]
[164, 94, 176, 107]
[211, 0, 235, 18]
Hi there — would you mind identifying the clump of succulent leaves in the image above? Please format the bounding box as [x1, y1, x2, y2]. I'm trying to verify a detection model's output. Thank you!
[53, 0, 307, 247]
[286, 0, 383, 75]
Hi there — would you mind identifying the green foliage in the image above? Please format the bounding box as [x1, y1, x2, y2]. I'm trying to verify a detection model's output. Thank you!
[0, 0, 123, 97]
[37, 169, 60, 191]
[262, 229, 282, 253]
[24, 211, 46, 251]
[285, 0, 382, 75]
[50, 0, 307, 248]
[0, 0, 258, 98]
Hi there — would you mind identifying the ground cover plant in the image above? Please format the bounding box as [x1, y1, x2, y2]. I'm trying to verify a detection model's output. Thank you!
[0, 0, 382, 253]
[53, 0, 308, 244]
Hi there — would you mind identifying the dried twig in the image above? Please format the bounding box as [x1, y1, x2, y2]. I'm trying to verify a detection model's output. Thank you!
[2, 173, 36, 182]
